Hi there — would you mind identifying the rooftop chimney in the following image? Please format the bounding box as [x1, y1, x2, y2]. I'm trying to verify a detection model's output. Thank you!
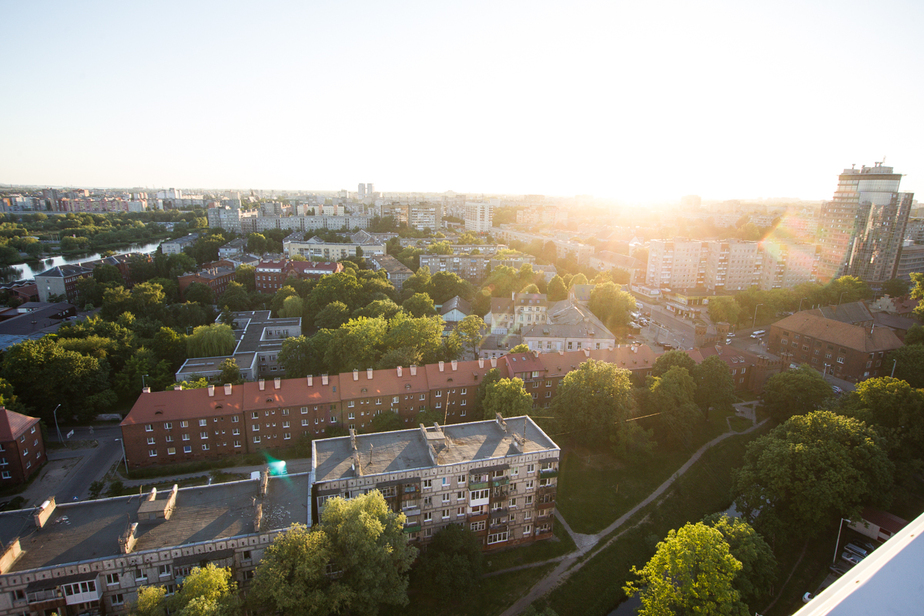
[490, 357, 497, 367]
[224, 383, 232, 396]
[367, 368, 374, 379]
[451, 360, 457, 371]
[307, 375, 314, 387]
[410, 365, 417, 376]
[208, 385, 215, 397]
[142, 387, 151, 394]
[174, 384, 183, 391]
[478, 358, 485, 368]
[397, 366, 403, 377]
[353, 369, 359, 381]
[322, 374, 329, 386]
[438, 361, 444, 372]
[274, 377, 281, 389]
[259, 379, 265, 390]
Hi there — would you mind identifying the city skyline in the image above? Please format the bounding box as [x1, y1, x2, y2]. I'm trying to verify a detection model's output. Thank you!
[2, 1, 922, 203]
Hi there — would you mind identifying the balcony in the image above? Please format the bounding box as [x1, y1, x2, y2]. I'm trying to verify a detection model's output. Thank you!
[469, 479, 489, 490]
[403, 523, 421, 534]
[489, 507, 509, 518]
[491, 477, 509, 487]
[539, 468, 558, 478]
[27, 589, 61, 603]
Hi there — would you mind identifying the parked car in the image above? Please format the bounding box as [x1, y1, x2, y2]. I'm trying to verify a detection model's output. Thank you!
[842, 551, 863, 565]
[844, 543, 870, 558]
[725, 339, 732, 345]
[726, 332, 735, 337]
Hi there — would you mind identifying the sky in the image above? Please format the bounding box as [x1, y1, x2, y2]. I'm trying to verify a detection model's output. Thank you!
[2, 0, 923, 204]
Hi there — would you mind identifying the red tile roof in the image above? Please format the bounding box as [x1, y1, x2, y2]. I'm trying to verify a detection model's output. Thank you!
[338, 366, 429, 399]
[0, 407, 39, 441]
[424, 359, 496, 389]
[772, 313, 903, 353]
[121, 385, 244, 426]
[240, 375, 341, 411]
[502, 352, 545, 377]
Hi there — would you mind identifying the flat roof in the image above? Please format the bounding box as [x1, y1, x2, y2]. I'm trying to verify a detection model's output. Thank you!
[0, 475, 308, 573]
[312, 416, 558, 483]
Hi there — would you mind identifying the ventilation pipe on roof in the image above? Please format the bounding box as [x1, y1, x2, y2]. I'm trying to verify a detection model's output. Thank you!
[438, 361, 444, 372]
[259, 379, 265, 391]
[490, 357, 497, 367]
[322, 374, 329, 385]
[353, 369, 359, 381]
[307, 375, 313, 387]
[224, 383, 232, 396]
[208, 385, 215, 397]
[367, 368, 374, 379]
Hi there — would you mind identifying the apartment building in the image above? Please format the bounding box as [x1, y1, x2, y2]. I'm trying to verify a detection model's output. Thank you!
[407, 203, 442, 231]
[646, 239, 706, 289]
[34, 264, 93, 303]
[703, 240, 761, 292]
[768, 312, 903, 383]
[177, 263, 236, 299]
[160, 234, 200, 256]
[254, 259, 343, 293]
[519, 300, 616, 355]
[283, 232, 386, 261]
[0, 474, 305, 616]
[368, 255, 413, 291]
[464, 202, 493, 233]
[419, 254, 491, 283]
[759, 241, 817, 290]
[0, 407, 45, 486]
[895, 240, 924, 282]
[485, 293, 550, 335]
[310, 415, 560, 550]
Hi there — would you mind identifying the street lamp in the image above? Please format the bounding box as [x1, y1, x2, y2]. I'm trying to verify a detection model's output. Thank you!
[142, 374, 150, 390]
[837, 291, 847, 307]
[833, 517, 852, 563]
[52, 403, 63, 443]
[798, 297, 808, 313]
[752, 303, 763, 329]
[891, 359, 897, 378]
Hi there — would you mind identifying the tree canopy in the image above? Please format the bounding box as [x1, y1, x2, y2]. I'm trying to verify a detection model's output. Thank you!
[760, 364, 832, 422]
[552, 359, 632, 443]
[692, 356, 736, 419]
[625, 522, 747, 616]
[733, 410, 894, 540]
[187, 323, 236, 358]
[412, 524, 484, 597]
[651, 349, 696, 377]
[482, 377, 533, 419]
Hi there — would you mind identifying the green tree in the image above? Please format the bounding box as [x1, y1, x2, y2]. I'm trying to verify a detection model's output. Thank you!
[881, 277, 910, 298]
[270, 285, 299, 316]
[184, 282, 215, 305]
[368, 410, 403, 433]
[761, 364, 832, 422]
[733, 410, 894, 540]
[314, 300, 351, 330]
[450, 314, 487, 359]
[234, 264, 256, 292]
[552, 359, 632, 444]
[708, 296, 742, 324]
[905, 324, 924, 346]
[250, 492, 416, 616]
[651, 349, 696, 377]
[218, 358, 243, 385]
[279, 294, 304, 319]
[132, 586, 167, 616]
[413, 524, 484, 597]
[519, 283, 540, 294]
[247, 233, 268, 254]
[187, 324, 236, 357]
[402, 292, 436, 317]
[219, 281, 251, 312]
[509, 343, 530, 353]
[625, 522, 747, 616]
[570, 273, 588, 287]
[428, 271, 472, 304]
[474, 368, 501, 419]
[168, 564, 240, 616]
[702, 514, 777, 606]
[483, 377, 533, 419]
[692, 356, 736, 419]
[547, 275, 568, 301]
[588, 282, 636, 330]
[93, 263, 124, 284]
[649, 366, 701, 447]
[886, 345, 924, 388]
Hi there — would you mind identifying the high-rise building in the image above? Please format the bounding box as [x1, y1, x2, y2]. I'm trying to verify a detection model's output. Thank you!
[358, 183, 366, 198]
[816, 163, 913, 284]
[464, 201, 493, 233]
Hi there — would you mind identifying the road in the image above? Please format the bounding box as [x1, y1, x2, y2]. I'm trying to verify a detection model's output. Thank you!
[46, 426, 125, 501]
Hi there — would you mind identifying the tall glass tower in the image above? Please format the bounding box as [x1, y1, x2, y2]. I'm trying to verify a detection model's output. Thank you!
[815, 162, 913, 284]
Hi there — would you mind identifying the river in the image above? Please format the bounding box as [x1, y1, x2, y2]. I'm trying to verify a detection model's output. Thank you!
[7, 240, 164, 280]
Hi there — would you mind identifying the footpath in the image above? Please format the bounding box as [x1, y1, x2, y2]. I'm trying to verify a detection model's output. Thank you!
[496, 417, 769, 616]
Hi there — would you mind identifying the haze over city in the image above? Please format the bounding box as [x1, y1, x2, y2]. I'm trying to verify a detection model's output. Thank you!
[2, 0, 922, 203]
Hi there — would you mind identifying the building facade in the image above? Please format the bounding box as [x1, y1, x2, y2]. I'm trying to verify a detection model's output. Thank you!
[0, 407, 45, 486]
[310, 415, 560, 550]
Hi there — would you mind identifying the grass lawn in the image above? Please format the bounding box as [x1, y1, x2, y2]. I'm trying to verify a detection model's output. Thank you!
[556, 407, 739, 535]
[545, 425, 768, 616]
[385, 563, 556, 616]
[484, 521, 575, 573]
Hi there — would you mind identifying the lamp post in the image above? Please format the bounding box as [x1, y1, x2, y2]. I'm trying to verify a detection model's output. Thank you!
[798, 297, 808, 313]
[52, 403, 63, 443]
[837, 291, 847, 307]
[142, 374, 149, 390]
[752, 303, 763, 329]
[833, 517, 851, 563]
[891, 359, 897, 378]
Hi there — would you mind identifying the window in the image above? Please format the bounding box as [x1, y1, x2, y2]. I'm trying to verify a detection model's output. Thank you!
[424, 496, 432, 506]
[523, 525, 532, 536]
[457, 507, 465, 517]
[135, 569, 147, 583]
[461, 388, 467, 395]
[525, 480, 534, 491]
[424, 512, 432, 522]
[232, 428, 240, 435]
[112, 593, 125, 606]
[526, 464, 535, 474]
[435, 390, 442, 397]
[253, 436, 261, 443]
[182, 433, 190, 441]
[159, 564, 171, 577]
[232, 415, 239, 423]
[442, 493, 450, 504]
[0, 471, 9, 480]
[511, 466, 519, 477]
[167, 447, 176, 455]
[234, 440, 242, 448]
[180, 420, 189, 428]
[393, 396, 399, 404]
[837, 357, 845, 364]
[163, 422, 172, 430]
[282, 408, 289, 415]
[423, 479, 432, 489]
[471, 520, 485, 531]
[348, 412, 355, 420]
[539, 478, 552, 487]
[442, 509, 450, 520]
[471, 488, 489, 500]
[510, 497, 518, 507]
[165, 435, 174, 443]
[302, 419, 309, 426]
[147, 437, 155, 445]
[487, 531, 509, 545]
[284, 432, 291, 440]
[144, 424, 153, 432]
[200, 431, 208, 439]
[148, 449, 157, 457]
[301, 407, 308, 414]
[106, 573, 120, 586]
